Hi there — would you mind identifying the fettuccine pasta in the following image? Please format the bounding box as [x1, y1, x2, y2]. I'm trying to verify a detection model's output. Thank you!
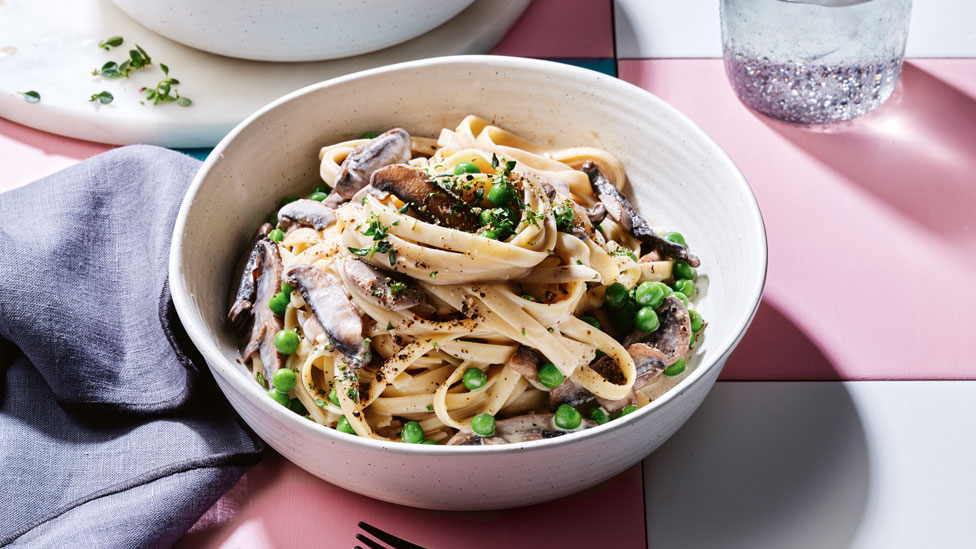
[228, 116, 707, 445]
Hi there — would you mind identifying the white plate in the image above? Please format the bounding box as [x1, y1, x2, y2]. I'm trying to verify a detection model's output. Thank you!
[0, 0, 529, 147]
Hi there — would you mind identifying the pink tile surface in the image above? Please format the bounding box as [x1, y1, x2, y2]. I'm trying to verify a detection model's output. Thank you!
[491, 0, 613, 58]
[0, 118, 109, 192]
[176, 453, 646, 549]
[619, 59, 976, 380]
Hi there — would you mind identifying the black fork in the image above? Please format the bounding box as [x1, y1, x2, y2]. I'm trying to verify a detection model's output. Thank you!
[354, 521, 425, 549]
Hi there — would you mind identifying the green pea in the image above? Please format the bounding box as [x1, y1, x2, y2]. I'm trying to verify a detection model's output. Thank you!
[635, 281, 668, 308]
[673, 279, 695, 297]
[337, 416, 357, 435]
[664, 359, 686, 377]
[635, 307, 660, 333]
[672, 291, 690, 308]
[453, 161, 480, 175]
[690, 332, 696, 347]
[278, 196, 299, 208]
[307, 191, 328, 202]
[581, 316, 601, 330]
[488, 182, 516, 207]
[462, 367, 487, 390]
[271, 368, 297, 392]
[538, 362, 565, 389]
[273, 329, 300, 354]
[615, 301, 638, 333]
[690, 310, 704, 333]
[421, 439, 438, 445]
[281, 282, 295, 295]
[588, 407, 611, 425]
[267, 388, 289, 407]
[268, 291, 289, 316]
[673, 260, 696, 280]
[554, 404, 582, 430]
[361, 131, 378, 139]
[401, 421, 424, 443]
[471, 413, 495, 436]
[329, 385, 340, 406]
[288, 397, 307, 415]
[268, 228, 285, 243]
[311, 184, 329, 194]
[479, 209, 495, 226]
[663, 232, 686, 246]
[604, 282, 630, 309]
[618, 405, 639, 417]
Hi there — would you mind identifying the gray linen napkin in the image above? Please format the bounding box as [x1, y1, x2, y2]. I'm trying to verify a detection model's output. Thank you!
[0, 146, 264, 548]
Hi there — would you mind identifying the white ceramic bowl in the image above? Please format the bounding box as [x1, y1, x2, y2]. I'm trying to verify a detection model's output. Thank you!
[111, 0, 475, 62]
[170, 55, 767, 510]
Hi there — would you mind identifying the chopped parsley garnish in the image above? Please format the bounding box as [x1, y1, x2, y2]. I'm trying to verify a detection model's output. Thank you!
[490, 153, 517, 177]
[314, 397, 328, 408]
[426, 404, 435, 411]
[386, 321, 394, 331]
[429, 271, 438, 279]
[255, 371, 267, 388]
[553, 200, 576, 232]
[523, 207, 544, 228]
[611, 248, 639, 262]
[386, 278, 406, 296]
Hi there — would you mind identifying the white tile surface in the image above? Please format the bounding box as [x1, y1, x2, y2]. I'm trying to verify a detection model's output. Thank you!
[644, 381, 976, 548]
[615, 0, 976, 58]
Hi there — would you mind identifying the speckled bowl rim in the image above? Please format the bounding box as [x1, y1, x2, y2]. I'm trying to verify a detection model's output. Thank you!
[170, 55, 768, 456]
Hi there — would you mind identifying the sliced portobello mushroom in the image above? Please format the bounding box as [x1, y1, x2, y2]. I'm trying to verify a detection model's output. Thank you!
[277, 198, 337, 232]
[446, 413, 596, 445]
[582, 161, 700, 267]
[624, 295, 691, 364]
[342, 257, 426, 311]
[282, 263, 369, 366]
[334, 128, 412, 199]
[549, 377, 596, 411]
[228, 222, 273, 328]
[508, 345, 542, 383]
[370, 164, 480, 231]
[242, 240, 285, 385]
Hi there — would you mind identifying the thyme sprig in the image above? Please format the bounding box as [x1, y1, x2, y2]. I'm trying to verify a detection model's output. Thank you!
[348, 213, 395, 265]
[93, 44, 151, 78]
[140, 64, 191, 106]
[98, 36, 123, 51]
[88, 91, 114, 104]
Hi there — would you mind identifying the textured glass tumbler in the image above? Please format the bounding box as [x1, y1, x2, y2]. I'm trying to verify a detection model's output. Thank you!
[721, 0, 912, 124]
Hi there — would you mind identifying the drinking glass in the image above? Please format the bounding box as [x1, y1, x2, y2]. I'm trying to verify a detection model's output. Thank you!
[721, 0, 913, 124]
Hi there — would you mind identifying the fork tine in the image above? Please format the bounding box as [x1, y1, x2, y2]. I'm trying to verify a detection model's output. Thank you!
[358, 521, 425, 549]
[355, 533, 388, 549]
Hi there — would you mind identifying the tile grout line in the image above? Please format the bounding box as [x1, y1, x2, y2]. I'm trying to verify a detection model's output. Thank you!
[610, 0, 620, 76]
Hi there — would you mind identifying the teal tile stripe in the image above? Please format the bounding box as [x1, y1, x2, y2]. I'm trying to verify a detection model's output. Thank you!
[176, 58, 616, 160]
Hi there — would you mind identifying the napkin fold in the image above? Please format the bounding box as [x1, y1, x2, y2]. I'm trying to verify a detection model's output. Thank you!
[0, 146, 264, 548]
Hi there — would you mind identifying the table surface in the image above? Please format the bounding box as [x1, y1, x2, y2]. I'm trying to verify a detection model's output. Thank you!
[3, 1, 975, 547]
